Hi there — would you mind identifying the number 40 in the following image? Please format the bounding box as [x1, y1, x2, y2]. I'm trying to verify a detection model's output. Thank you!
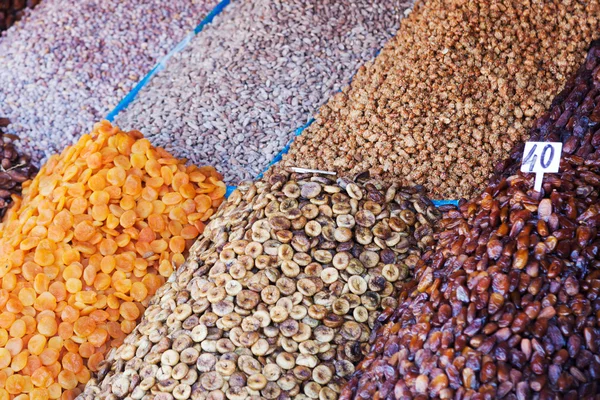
[522, 143, 555, 172]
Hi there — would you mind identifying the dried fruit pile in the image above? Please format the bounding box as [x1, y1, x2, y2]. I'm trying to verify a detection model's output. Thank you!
[114, 0, 410, 184]
[0, 118, 37, 218]
[341, 41, 600, 399]
[78, 172, 440, 400]
[0, 0, 219, 165]
[274, 0, 600, 199]
[0, 121, 225, 399]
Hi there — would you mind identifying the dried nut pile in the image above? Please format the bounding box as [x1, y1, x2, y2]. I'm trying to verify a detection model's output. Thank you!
[341, 41, 600, 399]
[0, 121, 225, 399]
[0, 0, 219, 165]
[78, 172, 441, 400]
[0, 0, 41, 31]
[0, 118, 37, 218]
[115, 0, 412, 184]
[274, 0, 600, 199]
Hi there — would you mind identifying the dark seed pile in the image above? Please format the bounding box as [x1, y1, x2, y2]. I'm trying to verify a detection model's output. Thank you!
[0, 117, 37, 217]
[341, 40, 600, 399]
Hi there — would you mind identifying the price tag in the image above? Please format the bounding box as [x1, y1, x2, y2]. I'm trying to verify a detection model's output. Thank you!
[520, 142, 563, 192]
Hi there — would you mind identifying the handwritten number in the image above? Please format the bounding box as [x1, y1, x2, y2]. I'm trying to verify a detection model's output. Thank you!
[523, 144, 538, 172]
[541, 144, 554, 169]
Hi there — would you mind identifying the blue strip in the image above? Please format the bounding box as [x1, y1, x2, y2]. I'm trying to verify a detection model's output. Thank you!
[432, 200, 459, 207]
[225, 185, 236, 197]
[105, 0, 231, 122]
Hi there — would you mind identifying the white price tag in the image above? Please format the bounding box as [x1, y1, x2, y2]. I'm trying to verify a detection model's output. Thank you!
[520, 142, 563, 192]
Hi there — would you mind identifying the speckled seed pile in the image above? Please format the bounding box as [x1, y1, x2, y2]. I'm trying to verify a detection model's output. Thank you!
[78, 172, 440, 400]
[340, 41, 600, 399]
[0, 0, 218, 165]
[0, 121, 225, 399]
[114, 0, 412, 184]
[274, 0, 600, 199]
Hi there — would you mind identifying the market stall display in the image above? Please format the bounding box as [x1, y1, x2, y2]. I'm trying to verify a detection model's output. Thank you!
[273, 0, 600, 199]
[0, 121, 225, 399]
[113, 0, 412, 184]
[340, 40, 600, 399]
[77, 172, 440, 399]
[0, 1, 598, 400]
[0, 118, 37, 218]
[0, 0, 219, 165]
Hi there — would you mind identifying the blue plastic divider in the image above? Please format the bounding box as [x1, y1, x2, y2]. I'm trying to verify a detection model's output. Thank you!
[105, 0, 231, 122]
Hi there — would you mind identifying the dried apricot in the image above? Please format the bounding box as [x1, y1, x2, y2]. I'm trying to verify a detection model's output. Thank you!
[0, 122, 226, 397]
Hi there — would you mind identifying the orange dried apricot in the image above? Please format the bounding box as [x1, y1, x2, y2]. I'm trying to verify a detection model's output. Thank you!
[0, 122, 225, 397]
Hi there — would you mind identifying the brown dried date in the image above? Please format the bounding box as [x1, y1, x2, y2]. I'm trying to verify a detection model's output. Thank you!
[341, 40, 600, 399]
[0, 119, 37, 218]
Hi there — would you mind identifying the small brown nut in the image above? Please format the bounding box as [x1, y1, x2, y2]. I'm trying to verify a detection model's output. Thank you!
[236, 290, 260, 310]
[312, 365, 333, 385]
[290, 305, 308, 320]
[276, 374, 297, 391]
[291, 323, 312, 342]
[332, 252, 350, 270]
[261, 381, 282, 399]
[348, 275, 367, 294]
[346, 183, 363, 200]
[196, 354, 217, 373]
[253, 310, 271, 327]
[172, 363, 190, 380]
[298, 340, 320, 355]
[334, 359, 355, 378]
[279, 319, 300, 337]
[313, 326, 335, 343]
[333, 227, 353, 242]
[308, 304, 328, 320]
[320, 268, 339, 284]
[319, 387, 338, 400]
[263, 364, 282, 381]
[215, 360, 236, 376]
[353, 306, 369, 323]
[161, 350, 180, 366]
[297, 278, 318, 296]
[213, 300, 235, 317]
[270, 306, 289, 323]
[304, 381, 322, 398]
[173, 384, 192, 400]
[216, 338, 235, 353]
[247, 374, 268, 391]
[381, 264, 400, 282]
[281, 336, 299, 353]
[340, 321, 362, 341]
[275, 352, 296, 370]
[251, 338, 269, 356]
[305, 220, 322, 237]
[295, 354, 318, 369]
[238, 331, 260, 347]
[180, 347, 200, 365]
[332, 298, 350, 315]
[201, 371, 224, 391]
[260, 285, 281, 304]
